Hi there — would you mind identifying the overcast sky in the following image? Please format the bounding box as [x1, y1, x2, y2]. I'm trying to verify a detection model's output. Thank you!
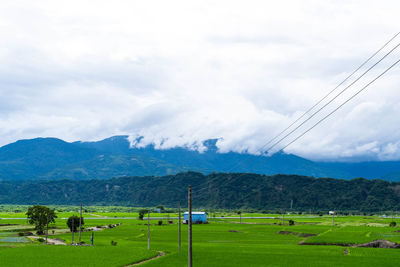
[0, 0, 400, 161]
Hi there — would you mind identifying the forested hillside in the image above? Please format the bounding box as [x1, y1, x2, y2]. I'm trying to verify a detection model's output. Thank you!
[0, 172, 399, 211]
[2, 135, 400, 181]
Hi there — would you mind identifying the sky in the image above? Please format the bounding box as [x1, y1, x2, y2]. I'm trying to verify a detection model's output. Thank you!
[0, 0, 400, 161]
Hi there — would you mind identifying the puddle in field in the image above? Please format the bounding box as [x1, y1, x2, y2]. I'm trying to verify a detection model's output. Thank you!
[0, 232, 30, 243]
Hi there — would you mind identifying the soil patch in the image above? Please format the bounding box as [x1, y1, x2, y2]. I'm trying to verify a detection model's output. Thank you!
[278, 231, 317, 238]
[299, 239, 400, 248]
[86, 223, 122, 232]
[28, 236, 66, 245]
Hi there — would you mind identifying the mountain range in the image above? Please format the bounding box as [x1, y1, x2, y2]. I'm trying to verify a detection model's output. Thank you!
[0, 135, 400, 181]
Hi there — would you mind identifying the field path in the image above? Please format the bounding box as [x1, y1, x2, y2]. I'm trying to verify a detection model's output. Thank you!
[28, 236, 66, 245]
[125, 251, 165, 266]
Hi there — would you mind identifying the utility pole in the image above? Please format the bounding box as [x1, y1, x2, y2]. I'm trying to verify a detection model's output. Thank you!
[178, 202, 181, 251]
[332, 212, 335, 226]
[147, 209, 150, 250]
[45, 210, 49, 244]
[71, 218, 74, 244]
[79, 203, 82, 243]
[282, 211, 285, 225]
[290, 200, 293, 210]
[188, 185, 192, 267]
[240, 212, 242, 224]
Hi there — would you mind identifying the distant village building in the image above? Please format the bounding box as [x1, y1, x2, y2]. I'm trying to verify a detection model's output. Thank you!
[329, 211, 335, 215]
[183, 212, 207, 224]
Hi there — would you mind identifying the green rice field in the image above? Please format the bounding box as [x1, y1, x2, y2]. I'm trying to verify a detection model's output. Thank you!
[1, 207, 400, 266]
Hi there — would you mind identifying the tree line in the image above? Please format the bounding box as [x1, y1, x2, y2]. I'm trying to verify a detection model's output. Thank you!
[1, 172, 400, 211]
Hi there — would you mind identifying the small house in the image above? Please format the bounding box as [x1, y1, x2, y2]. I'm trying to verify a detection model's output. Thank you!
[329, 211, 335, 215]
[183, 212, 207, 224]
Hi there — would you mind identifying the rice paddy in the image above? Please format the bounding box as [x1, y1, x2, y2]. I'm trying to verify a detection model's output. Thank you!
[1, 208, 400, 266]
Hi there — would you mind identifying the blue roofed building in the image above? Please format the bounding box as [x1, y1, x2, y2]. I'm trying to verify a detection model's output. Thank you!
[183, 212, 207, 224]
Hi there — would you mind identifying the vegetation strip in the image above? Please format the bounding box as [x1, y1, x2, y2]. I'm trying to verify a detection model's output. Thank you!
[299, 239, 400, 248]
[125, 251, 166, 266]
[2, 172, 400, 211]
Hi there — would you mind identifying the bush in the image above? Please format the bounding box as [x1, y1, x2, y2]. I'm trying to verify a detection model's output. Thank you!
[289, 220, 295, 226]
[18, 232, 25, 237]
[158, 220, 163, 225]
[111, 240, 117, 246]
[389, 221, 397, 227]
[37, 238, 45, 243]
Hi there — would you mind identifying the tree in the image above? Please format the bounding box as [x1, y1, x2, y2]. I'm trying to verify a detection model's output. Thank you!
[67, 215, 84, 232]
[26, 205, 57, 235]
[138, 209, 149, 220]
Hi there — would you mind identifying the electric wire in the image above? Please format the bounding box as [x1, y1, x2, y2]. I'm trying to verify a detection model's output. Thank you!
[261, 31, 400, 150]
[248, 56, 400, 173]
[264, 41, 400, 155]
[227, 32, 400, 173]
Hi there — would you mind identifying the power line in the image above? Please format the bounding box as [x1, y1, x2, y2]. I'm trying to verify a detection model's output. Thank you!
[262, 31, 400, 150]
[264, 41, 400, 154]
[278, 57, 400, 153]
[249, 56, 400, 173]
[227, 32, 400, 173]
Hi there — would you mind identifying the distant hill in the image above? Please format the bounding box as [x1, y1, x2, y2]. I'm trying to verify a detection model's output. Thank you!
[0, 135, 400, 180]
[0, 172, 399, 211]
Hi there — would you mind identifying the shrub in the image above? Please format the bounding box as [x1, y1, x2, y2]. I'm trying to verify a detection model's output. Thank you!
[389, 221, 397, 227]
[37, 238, 45, 243]
[158, 220, 163, 225]
[289, 220, 295, 226]
[111, 240, 117, 246]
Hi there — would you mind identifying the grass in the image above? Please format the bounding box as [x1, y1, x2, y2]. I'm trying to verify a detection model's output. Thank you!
[1, 207, 400, 266]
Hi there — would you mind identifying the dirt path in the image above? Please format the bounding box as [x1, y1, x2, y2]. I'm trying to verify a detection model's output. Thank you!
[125, 251, 166, 266]
[28, 236, 66, 245]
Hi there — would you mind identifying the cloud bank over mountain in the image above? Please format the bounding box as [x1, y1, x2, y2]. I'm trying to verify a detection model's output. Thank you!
[0, 0, 400, 161]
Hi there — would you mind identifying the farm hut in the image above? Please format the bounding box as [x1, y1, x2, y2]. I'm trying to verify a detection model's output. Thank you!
[183, 212, 207, 224]
[329, 211, 335, 215]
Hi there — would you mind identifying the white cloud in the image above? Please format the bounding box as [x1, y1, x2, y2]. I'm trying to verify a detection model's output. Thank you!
[0, 0, 400, 161]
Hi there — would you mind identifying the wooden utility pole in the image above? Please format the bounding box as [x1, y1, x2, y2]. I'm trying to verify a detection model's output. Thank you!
[71, 218, 74, 244]
[147, 210, 150, 250]
[79, 203, 82, 243]
[282, 211, 285, 225]
[188, 185, 192, 267]
[178, 202, 181, 251]
[332, 213, 335, 226]
[45, 210, 49, 244]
